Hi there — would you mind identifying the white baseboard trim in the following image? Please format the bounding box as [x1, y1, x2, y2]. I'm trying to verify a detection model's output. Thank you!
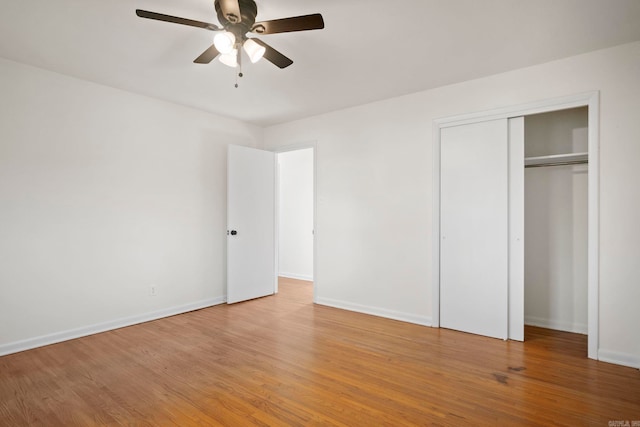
[278, 272, 313, 282]
[0, 296, 226, 357]
[598, 349, 640, 369]
[524, 315, 587, 335]
[316, 297, 432, 327]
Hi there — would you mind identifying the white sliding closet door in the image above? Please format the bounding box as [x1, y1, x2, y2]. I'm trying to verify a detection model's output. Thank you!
[440, 119, 509, 339]
[508, 117, 525, 341]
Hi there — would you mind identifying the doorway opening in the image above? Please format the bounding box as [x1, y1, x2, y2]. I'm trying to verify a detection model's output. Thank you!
[276, 146, 315, 302]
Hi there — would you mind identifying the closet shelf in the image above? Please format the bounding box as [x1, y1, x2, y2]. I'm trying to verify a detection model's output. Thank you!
[524, 152, 588, 168]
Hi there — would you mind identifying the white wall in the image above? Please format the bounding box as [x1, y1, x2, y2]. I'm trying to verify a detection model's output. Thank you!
[524, 108, 588, 334]
[278, 149, 314, 281]
[263, 41, 640, 368]
[0, 58, 262, 354]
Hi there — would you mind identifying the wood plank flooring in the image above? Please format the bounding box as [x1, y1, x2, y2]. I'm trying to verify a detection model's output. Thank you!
[1, 277, 638, 426]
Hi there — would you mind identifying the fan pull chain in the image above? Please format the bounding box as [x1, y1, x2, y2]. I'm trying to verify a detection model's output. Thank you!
[235, 47, 243, 88]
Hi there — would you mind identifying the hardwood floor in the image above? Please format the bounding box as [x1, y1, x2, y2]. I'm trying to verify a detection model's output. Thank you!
[1, 277, 638, 426]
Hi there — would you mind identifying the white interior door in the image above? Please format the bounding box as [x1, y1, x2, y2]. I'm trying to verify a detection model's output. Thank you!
[440, 119, 509, 339]
[508, 117, 525, 341]
[227, 145, 275, 304]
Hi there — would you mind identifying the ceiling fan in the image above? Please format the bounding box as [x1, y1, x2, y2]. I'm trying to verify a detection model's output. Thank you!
[135, 0, 325, 70]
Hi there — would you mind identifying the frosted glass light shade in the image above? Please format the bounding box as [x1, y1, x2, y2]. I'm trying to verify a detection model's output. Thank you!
[219, 49, 238, 67]
[243, 39, 266, 63]
[214, 31, 236, 54]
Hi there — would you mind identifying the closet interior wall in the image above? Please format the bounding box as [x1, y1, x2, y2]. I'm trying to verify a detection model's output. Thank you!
[524, 107, 589, 335]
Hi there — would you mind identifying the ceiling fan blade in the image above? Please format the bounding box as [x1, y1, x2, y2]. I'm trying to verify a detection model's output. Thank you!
[135, 9, 221, 31]
[194, 44, 220, 64]
[218, 0, 242, 23]
[251, 14, 324, 35]
[252, 39, 293, 69]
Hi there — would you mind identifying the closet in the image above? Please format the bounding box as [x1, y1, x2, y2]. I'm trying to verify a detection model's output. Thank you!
[524, 107, 588, 336]
[435, 93, 597, 358]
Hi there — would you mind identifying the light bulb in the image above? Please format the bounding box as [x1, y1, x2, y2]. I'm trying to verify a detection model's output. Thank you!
[219, 49, 238, 67]
[214, 31, 236, 54]
[243, 39, 266, 63]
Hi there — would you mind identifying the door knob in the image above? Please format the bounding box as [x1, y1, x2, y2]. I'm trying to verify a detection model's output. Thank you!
[230, 230, 238, 236]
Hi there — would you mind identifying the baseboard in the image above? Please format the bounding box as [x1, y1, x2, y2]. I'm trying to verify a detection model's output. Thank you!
[0, 296, 226, 357]
[524, 315, 587, 335]
[278, 272, 313, 282]
[316, 297, 432, 327]
[598, 349, 640, 369]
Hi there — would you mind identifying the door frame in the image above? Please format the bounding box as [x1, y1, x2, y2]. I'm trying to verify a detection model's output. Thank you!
[273, 142, 318, 303]
[431, 91, 600, 359]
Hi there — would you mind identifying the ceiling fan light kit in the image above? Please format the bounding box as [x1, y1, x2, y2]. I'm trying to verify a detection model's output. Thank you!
[135, 0, 325, 85]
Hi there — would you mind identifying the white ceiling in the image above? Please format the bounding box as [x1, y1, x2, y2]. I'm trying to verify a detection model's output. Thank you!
[1, 0, 640, 126]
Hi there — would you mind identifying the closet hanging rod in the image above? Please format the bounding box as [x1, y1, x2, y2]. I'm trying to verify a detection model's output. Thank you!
[525, 159, 588, 168]
[524, 152, 588, 168]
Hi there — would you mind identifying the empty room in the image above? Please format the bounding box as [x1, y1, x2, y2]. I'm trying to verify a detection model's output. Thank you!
[1, 0, 639, 425]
